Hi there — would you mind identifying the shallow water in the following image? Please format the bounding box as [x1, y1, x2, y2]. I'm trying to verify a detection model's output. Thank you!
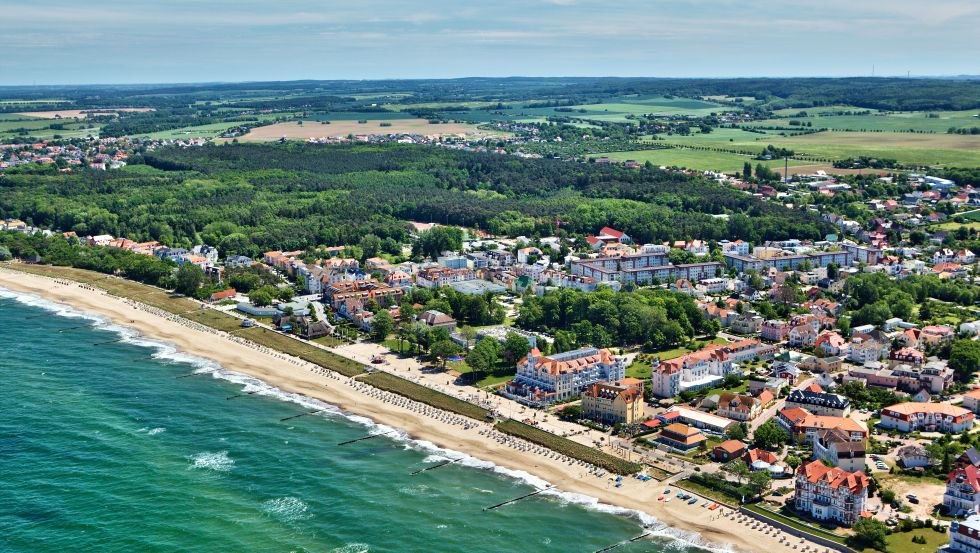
[0, 288, 718, 553]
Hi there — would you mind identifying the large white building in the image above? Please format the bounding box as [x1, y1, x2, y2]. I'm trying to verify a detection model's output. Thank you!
[879, 402, 975, 433]
[502, 347, 626, 406]
[650, 339, 777, 398]
[941, 514, 980, 553]
[793, 460, 869, 527]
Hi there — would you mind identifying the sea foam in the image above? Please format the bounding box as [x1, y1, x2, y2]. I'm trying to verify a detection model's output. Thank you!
[188, 451, 234, 472]
[1, 285, 730, 552]
[261, 496, 312, 522]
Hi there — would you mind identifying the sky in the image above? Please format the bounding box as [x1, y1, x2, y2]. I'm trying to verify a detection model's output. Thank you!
[1, 0, 978, 85]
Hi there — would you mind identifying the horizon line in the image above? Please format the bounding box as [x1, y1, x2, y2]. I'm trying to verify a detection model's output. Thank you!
[2, 74, 980, 89]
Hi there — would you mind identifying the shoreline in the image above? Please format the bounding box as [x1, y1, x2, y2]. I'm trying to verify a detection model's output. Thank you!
[0, 267, 824, 553]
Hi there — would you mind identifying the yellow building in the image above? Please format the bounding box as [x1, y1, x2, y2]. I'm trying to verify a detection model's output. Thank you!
[581, 378, 645, 425]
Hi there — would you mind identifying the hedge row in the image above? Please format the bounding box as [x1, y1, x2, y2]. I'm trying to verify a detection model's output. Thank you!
[494, 419, 642, 475]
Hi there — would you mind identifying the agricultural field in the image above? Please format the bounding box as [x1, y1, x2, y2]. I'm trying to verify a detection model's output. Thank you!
[755, 109, 980, 133]
[754, 131, 980, 167]
[17, 108, 155, 119]
[648, 128, 980, 167]
[235, 119, 506, 141]
[0, 117, 98, 140]
[599, 147, 813, 173]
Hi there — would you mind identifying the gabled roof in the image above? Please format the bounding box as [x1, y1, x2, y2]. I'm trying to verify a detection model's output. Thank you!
[798, 460, 869, 493]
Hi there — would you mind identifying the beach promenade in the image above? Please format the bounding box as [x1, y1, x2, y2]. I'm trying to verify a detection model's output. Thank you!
[0, 265, 837, 553]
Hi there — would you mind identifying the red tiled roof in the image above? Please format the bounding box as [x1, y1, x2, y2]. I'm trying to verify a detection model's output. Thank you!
[798, 460, 869, 493]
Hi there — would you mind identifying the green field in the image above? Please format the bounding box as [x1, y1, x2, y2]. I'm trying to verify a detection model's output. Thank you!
[642, 128, 980, 167]
[600, 148, 813, 173]
[0, 117, 97, 140]
[144, 121, 245, 139]
[756, 109, 980, 133]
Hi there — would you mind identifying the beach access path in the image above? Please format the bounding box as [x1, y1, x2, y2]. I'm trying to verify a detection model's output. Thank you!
[0, 265, 833, 553]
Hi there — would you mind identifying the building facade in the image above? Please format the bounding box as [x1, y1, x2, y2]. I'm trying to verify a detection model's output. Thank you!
[502, 347, 625, 406]
[793, 460, 869, 527]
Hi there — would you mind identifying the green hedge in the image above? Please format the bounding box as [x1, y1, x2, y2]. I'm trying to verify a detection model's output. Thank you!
[494, 419, 642, 475]
[359, 372, 489, 420]
[240, 327, 366, 377]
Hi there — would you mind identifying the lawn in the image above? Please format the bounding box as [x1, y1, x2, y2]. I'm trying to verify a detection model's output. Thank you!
[878, 528, 949, 553]
[449, 359, 516, 389]
[674, 477, 739, 507]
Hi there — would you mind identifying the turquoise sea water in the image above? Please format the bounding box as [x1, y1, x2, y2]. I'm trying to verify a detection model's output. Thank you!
[0, 288, 716, 553]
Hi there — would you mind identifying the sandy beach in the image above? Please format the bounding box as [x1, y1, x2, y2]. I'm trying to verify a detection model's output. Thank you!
[0, 267, 828, 553]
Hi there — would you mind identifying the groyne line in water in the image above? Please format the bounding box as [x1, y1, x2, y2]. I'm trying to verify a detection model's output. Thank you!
[592, 531, 654, 553]
[226, 390, 260, 400]
[337, 430, 396, 446]
[280, 409, 325, 422]
[483, 489, 545, 511]
[410, 458, 461, 475]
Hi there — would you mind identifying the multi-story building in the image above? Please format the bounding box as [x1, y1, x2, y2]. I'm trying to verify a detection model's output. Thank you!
[761, 320, 791, 342]
[716, 393, 764, 422]
[793, 460, 869, 526]
[324, 279, 404, 310]
[940, 513, 980, 553]
[777, 407, 868, 444]
[879, 402, 975, 433]
[723, 250, 852, 273]
[945, 466, 980, 518]
[581, 379, 645, 425]
[784, 388, 851, 417]
[650, 339, 776, 398]
[846, 361, 953, 394]
[964, 389, 980, 415]
[502, 347, 625, 406]
[569, 247, 723, 285]
[415, 266, 476, 288]
[812, 428, 866, 473]
[846, 335, 887, 364]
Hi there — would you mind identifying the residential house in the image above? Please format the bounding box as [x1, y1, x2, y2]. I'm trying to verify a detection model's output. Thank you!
[964, 389, 980, 414]
[812, 428, 866, 473]
[846, 334, 887, 364]
[417, 310, 457, 330]
[896, 444, 931, 469]
[761, 320, 791, 342]
[945, 465, 980, 517]
[716, 393, 764, 422]
[712, 440, 747, 462]
[815, 331, 848, 357]
[788, 324, 819, 348]
[920, 325, 955, 345]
